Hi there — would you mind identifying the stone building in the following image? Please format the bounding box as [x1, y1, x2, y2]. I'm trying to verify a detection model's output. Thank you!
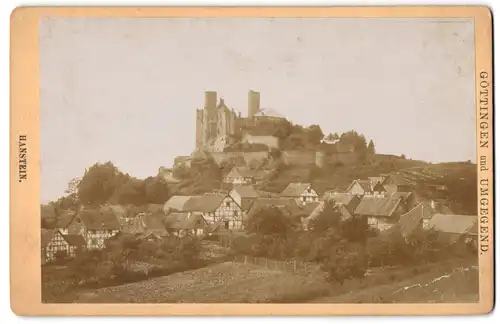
[195, 90, 286, 151]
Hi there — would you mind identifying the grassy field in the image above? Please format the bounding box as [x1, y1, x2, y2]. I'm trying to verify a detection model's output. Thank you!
[75, 261, 328, 303]
[309, 258, 478, 303]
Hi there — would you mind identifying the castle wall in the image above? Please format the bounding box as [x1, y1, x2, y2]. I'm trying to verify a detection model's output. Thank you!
[282, 150, 317, 166]
[210, 151, 269, 166]
[325, 152, 360, 166]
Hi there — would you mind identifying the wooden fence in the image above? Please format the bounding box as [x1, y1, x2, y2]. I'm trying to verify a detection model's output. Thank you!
[232, 254, 319, 274]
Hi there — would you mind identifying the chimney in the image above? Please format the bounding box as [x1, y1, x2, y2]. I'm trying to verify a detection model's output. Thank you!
[248, 90, 260, 118]
[204, 91, 217, 111]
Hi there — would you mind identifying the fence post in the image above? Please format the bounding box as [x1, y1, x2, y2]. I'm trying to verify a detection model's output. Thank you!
[265, 258, 268, 268]
[244, 255, 247, 265]
[293, 260, 297, 273]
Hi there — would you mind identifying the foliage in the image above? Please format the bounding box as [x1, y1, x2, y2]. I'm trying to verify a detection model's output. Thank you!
[77, 162, 125, 206]
[367, 140, 376, 154]
[68, 234, 203, 286]
[245, 206, 296, 237]
[306, 202, 341, 234]
[339, 130, 368, 153]
[322, 242, 368, 284]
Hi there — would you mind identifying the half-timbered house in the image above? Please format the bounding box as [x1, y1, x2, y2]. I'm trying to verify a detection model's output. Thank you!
[354, 193, 409, 231]
[229, 185, 260, 214]
[164, 194, 243, 230]
[223, 166, 262, 186]
[65, 208, 121, 250]
[280, 182, 319, 205]
[41, 229, 86, 264]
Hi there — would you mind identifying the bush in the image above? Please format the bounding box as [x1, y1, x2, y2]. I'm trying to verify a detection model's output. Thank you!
[322, 242, 367, 284]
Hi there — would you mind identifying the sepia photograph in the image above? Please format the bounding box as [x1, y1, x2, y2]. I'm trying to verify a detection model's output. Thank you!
[10, 6, 493, 316]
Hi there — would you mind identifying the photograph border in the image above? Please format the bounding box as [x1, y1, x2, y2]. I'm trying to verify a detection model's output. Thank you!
[10, 5, 494, 316]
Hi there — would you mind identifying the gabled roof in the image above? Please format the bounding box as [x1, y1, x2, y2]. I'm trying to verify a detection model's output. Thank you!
[368, 176, 386, 186]
[247, 197, 304, 219]
[347, 179, 372, 193]
[41, 229, 55, 248]
[164, 212, 206, 230]
[164, 195, 194, 213]
[55, 211, 77, 228]
[281, 183, 314, 197]
[301, 202, 322, 216]
[256, 190, 280, 198]
[226, 166, 261, 179]
[79, 209, 121, 230]
[63, 234, 86, 247]
[183, 195, 227, 213]
[140, 212, 167, 231]
[231, 185, 259, 199]
[324, 192, 362, 211]
[428, 214, 478, 235]
[398, 202, 435, 238]
[253, 108, 285, 119]
[354, 194, 403, 217]
[302, 202, 352, 227]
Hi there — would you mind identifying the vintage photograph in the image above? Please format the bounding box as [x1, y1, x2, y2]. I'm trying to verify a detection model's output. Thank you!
[38, 16, 481, 304]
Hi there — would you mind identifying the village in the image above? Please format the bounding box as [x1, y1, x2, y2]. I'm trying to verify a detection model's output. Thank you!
[40, 90, 479, 303]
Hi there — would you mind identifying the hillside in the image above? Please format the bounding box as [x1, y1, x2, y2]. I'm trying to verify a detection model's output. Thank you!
[258, 160, 476, 215]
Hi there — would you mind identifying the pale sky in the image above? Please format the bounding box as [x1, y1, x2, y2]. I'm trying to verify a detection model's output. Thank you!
[40, 17, 476, 203]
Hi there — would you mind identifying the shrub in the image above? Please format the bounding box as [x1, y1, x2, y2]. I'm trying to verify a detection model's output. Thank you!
[322, 242, 367, 284]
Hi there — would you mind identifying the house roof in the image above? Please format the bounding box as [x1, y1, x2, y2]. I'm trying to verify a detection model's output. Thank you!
[164, 195, 194, 213]
[41, 229, 55, 248]
[281, 182, 313, 197]
[354, 194, 403, 217]
[227, 166, 262, 179]
[398, 202, 435, 238]
[428, 214, 478, 235]
[231, 185, 260, 199]
[256, 190, 280, 198]
[55, 211, 76, 228]
[164, 212, 205, 230]
[183, 195, 226, 213]
[369, 176, 386, 186]
[79, 209, 121, 230]
[247, 197, 304, 219]
[253, 108, 285, 119]
[302, 202, 352, 226]
[301, 202, 322, 216]
[63, 234, 86, 247]
[325, 192, 362, 211]
[348, 179, 372, 193]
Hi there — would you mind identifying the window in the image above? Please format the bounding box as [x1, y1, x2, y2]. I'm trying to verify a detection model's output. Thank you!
[307, 188, 311, 193]
[302, 197, 306, 202]
[224, 221, 229, 229]
[234, 211, 238, 216]
[226, 201, 230, 207]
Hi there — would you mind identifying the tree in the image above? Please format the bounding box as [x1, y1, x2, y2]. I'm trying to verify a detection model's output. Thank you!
[367, 140, 375, 154]
[322, 242, 367, 284]
[144, 176, 171, 204]
[307, 201, 341, 234]
[77, 162, 125, 206]
[307, 125, 325, 145]
[109, 178, 145, 205]
[245, 206, 296, 238]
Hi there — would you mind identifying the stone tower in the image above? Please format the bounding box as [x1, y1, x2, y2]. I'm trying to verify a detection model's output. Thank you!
[248, 90, 260, 118]
[202, 91, 218, 148]
[195, 109, 204, 149]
